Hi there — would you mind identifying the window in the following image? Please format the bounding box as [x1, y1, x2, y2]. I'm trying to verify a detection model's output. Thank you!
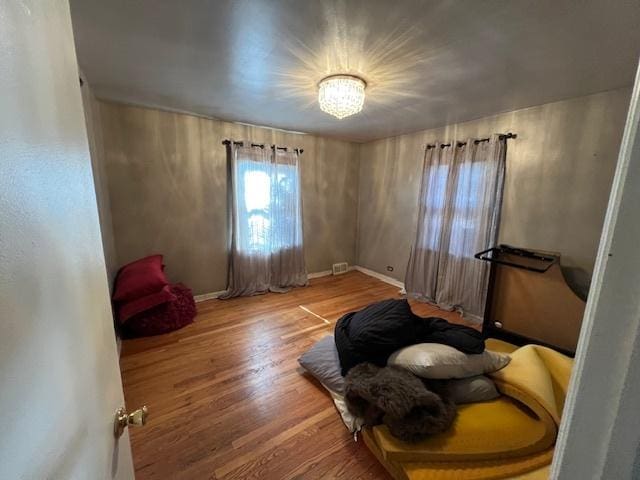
[422, 164, 449, 250]
[238, 163, 271, 253]
[420, 159, 487, 256]
[406, 139, 506, 319]
[235, 155, 302, 255]
[223, 144, 307, 298]
[448, 161, 485, 257]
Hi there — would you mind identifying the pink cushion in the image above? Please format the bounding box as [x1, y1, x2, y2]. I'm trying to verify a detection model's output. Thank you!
[118, 284, 177, 323]
[120, 283, 196, 338]
[113, 255, 168, 302]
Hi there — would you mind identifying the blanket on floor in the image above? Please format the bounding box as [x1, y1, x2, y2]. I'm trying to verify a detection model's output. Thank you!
[335, 299, 485, 375]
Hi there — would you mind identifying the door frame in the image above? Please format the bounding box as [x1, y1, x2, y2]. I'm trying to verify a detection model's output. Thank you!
[551, 57, 640, 478]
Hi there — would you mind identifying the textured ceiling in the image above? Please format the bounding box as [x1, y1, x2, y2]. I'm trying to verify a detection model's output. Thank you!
[70, 0, 640, 142]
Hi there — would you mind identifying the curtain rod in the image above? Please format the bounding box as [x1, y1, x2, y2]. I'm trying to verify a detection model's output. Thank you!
[425, 132, 517, 150]
[221, 139, 304, 154]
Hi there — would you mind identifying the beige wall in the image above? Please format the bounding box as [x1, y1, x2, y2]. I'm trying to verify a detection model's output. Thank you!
[356, 88, 631, 282]
[80, 82, 119, 288]
[97, 101, 359, 295]
[93, 88, 630, 296]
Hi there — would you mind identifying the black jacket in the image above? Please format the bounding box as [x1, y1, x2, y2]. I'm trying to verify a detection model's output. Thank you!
[334, 298, 485, 375]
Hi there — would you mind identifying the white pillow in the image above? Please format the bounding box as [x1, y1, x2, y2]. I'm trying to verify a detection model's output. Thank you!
[388, 343, 510, 379]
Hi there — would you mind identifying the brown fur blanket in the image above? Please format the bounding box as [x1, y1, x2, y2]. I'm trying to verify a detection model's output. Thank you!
[344, 363, 456, 442]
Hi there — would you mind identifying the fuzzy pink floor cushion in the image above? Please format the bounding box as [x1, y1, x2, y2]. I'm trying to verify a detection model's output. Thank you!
[120, 283, 196, 338]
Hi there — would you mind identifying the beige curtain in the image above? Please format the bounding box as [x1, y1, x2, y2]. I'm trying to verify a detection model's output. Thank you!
[221, 143, 307, 298]
[404, 142, 454, 302]
[405, 135, 506, 321]
[270, 149, 307, 289]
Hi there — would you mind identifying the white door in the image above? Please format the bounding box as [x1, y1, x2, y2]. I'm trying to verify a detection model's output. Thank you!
[0, 1, 136, 479]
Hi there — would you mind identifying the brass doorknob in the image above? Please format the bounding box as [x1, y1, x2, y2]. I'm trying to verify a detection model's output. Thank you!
[114, 405, 148, 438]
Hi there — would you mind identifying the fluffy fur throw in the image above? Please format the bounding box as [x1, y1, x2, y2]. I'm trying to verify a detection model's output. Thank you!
[344, 363, 456, 442]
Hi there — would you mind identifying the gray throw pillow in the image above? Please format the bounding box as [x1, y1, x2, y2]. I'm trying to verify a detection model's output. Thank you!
[388, 343, 510, 379]
[298, 335, 345, 394]
[440, 375, 500, 404]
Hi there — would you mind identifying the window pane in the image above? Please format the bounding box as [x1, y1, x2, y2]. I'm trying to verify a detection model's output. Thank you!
[244, 170, 270, 211]
[237, 160, 271, 253]
[235, 158, 302, 254]
[424, 164, 449, 249]
[448, 162, 484, 256]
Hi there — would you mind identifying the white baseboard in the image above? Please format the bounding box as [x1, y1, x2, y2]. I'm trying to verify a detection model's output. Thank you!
[194, 269, 342, 302]
[194, 290, 226, 303]
[353, 265, 405, 291]
[307, 270, 332, 279]
[308, 266, 357, 279]
[194, 265, 403, 303]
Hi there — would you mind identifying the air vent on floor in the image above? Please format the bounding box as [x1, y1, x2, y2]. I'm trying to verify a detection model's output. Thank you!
[332, 262, 349, 275]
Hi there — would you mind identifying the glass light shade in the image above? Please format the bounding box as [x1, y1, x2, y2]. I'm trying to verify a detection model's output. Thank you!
[318, 75, 366, 119]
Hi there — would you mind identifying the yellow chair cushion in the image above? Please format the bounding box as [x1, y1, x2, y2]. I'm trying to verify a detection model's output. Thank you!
[490, 344, 573, 424]
[372, 396, 556, 463]
[485, 338, 520, 354]
[364, 429, 553, 480]
[363, 341, 573, 479]
[401, 449, 554, 480]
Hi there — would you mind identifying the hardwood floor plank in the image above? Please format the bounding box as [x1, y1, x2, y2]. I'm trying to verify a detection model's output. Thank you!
[298, 305, 331, 324]
[214, 407, 336, 478]
[120, 271, 468, 479]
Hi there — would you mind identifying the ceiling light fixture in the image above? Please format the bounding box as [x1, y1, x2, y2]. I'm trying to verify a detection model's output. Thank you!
[318, 74, 366, 119]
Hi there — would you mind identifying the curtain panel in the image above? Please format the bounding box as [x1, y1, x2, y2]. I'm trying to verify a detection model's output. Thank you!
[221, 143, 307, 299]
[405, 135, 507, 321]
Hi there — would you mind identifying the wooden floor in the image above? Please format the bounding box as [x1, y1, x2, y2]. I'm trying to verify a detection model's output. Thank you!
[120, 271, 469, 480]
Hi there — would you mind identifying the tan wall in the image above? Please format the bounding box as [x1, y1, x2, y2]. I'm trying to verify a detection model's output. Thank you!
[95, 88, 630, 295]
[80, 82, 119, 288]
[356, 88, 632, 282]
[97, 101, 359, 295]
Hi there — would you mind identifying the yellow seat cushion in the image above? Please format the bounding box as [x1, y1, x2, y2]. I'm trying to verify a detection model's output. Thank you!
[362, 341, 571, 479]
[364, 429, 553, 480]
[401, 449, 554, 480]
[372, 396, 556, 463]
[485, 338, 520, 354]
[490, 344, 572, 425]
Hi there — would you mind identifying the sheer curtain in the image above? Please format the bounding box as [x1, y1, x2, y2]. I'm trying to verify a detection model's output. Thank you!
[404, 142, 454, 302]
[270, 149, 306, 288]
[221, 143, 307, 298]
[405, 135, 506, 321]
